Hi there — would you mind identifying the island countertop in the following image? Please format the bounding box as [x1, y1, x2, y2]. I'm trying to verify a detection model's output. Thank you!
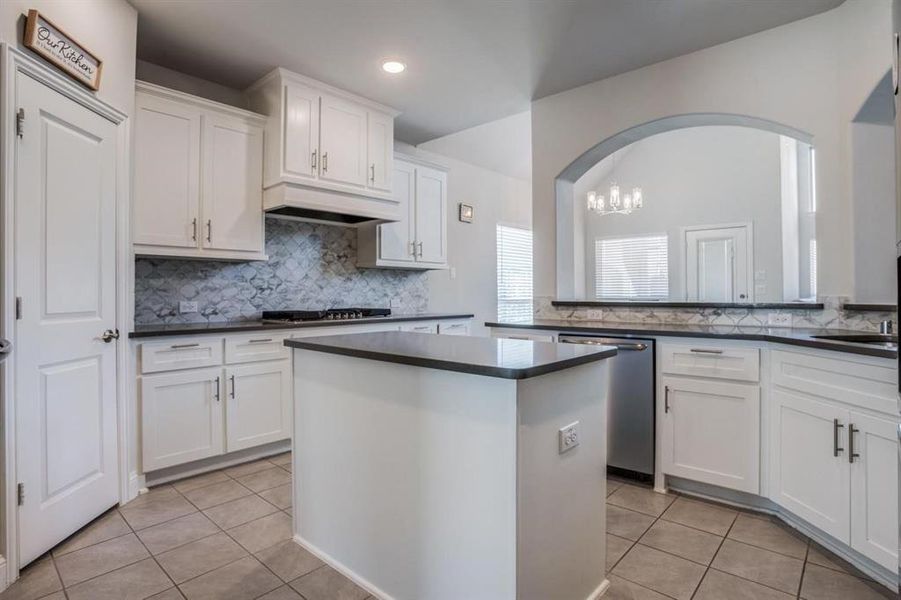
[284, 330, 617, 379]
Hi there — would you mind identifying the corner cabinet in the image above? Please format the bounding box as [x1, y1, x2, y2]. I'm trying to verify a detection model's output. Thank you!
[134, 82, 267, 261]
[357, 156, 448, 269]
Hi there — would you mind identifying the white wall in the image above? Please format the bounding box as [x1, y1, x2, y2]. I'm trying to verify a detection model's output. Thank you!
[136, 60, 249, 110]
[396, 142, 532, 336]
[1, 0, 137, 118]
[576, 126, 784, 301]
[531, 0, 892, 300]
[851, 122, 897, 302]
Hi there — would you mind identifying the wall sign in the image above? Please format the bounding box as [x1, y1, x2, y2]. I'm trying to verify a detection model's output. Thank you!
[458, 203, 474, 223]
[24, 9, 103, 90]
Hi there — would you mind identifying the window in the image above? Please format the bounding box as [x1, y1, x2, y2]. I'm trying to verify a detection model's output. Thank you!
[595, 234, 668, 299]
[496, 225, 533, 321]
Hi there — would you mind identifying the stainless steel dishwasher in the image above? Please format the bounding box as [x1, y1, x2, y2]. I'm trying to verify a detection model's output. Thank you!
[558, 334, 654, 481]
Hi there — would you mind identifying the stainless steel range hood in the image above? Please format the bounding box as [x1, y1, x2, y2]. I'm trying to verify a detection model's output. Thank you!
[263, 182, 400, 227]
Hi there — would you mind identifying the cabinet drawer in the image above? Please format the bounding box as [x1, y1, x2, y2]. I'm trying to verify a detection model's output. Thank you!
[400, 322, 438, 334]
[771, 350, 897, 414]
[225, 334, 289, 364]
[438, 321, 470, 336]
[660, 343, 759, 382]
[141, 338, 224, 373]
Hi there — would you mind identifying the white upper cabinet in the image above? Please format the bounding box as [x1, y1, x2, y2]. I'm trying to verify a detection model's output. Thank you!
[282, 82, 320, 182]
[319, 94, 368, 188]
[413, 165, 448, 265]
[202, 115, 264, 252]
[357, 157, 448, 270]
[367, 110, 394, 192]
[247, 69, 401, 224]
[134, 82, 267, 261]
[133, 93, 200, 248]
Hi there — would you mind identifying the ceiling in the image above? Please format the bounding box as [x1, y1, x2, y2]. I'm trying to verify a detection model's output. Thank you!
[131, 0, 844, 144]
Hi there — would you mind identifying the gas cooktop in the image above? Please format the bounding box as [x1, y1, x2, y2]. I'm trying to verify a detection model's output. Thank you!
[261, 308, 392, 323]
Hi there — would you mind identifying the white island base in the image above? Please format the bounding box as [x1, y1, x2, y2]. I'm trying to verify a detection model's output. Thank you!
[290, 340, 611, 600]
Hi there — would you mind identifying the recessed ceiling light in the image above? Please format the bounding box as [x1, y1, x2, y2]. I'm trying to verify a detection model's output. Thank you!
[381, 60, 406, 74]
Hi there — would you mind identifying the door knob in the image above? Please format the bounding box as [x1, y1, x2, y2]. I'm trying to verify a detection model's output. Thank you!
[100, 329, 119, 343]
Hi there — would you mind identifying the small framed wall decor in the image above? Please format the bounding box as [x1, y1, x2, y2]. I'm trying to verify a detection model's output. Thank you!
[458, 203, 474, 223]
[24, 9, 103, 91]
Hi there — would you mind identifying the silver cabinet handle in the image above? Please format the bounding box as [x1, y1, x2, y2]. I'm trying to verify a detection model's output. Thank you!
[664, 385, 671, 413]
[417, 241, 423, 256]
[370, 164, 375, 183]
[311, 149, 317, 170]
[690, 348, 723, 354]
[322, 152, 328, 172]
[206, 219, 212, 243]
[229, 374, 236, 399]
[833, 418, 844, 456]
[214, 376, 220, 402]
[410, 241, 417, 257]
[170, 343, 200, 349]
[848, 423, 860, 463]
[191, 218, 197, 241]
[249, 338, 273, 344]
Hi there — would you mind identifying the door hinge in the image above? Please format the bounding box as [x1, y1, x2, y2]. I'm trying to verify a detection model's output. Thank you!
[15, 297, 22, 320]
[17, 483, 24, 506]
[16, 108, 25, 138]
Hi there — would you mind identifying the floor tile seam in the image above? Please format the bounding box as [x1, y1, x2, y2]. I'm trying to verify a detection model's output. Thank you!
[796, 538, 811, 598]
[173, 553, 255, 590]
[721, 532, 810, 562]
[609, 568, 683, 600]
[126, 526, 180, 599]
[51, 528, 136, 560]
[126, 507, 203, 535]
[179, 481, 256, 512]
[55, 541, 155, 592]
[146, 529, 229, 559]
[689, 505, 738, 600]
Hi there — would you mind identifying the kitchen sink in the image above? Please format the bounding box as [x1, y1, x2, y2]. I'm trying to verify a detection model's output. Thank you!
[811, 333, 898, 347]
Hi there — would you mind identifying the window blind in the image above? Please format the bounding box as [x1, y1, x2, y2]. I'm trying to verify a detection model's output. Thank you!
[496, 225, 533, 321]
[595, 234, 668, 299]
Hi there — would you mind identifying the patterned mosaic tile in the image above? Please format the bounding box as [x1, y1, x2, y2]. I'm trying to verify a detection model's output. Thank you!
[135, 218, 429, 325]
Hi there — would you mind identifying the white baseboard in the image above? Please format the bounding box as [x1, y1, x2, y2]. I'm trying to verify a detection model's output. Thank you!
[143, 440, 290, 487]
[591, 578, 611, 598]
[292, 535, 395, 600]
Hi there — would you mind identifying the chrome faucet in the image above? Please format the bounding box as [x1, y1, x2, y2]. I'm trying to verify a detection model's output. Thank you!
[879, 320, 894, 335]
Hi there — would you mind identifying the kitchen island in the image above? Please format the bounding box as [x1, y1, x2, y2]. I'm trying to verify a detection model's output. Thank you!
[286, 332, 617, 600]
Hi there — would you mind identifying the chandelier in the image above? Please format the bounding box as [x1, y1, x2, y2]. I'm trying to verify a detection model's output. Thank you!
[586, 151, 643, 216]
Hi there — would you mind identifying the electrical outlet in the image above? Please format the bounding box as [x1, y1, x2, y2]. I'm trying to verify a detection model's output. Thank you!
[179, 301, 198, 314]
[586, 309, 603, 320]
[767, 312, 792, 327]
[559, 421, 580, 454]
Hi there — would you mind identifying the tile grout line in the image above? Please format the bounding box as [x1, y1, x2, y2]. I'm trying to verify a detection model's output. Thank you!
[688, 508, 738, 600]
[123, 508, 181, 600]
[796, 539, 810, 599]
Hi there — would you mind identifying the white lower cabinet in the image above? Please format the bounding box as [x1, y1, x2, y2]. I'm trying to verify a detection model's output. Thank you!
[141, 367, 225, 471]
[770, 388, 851, 542]
[849, 411, 899, 570]
[661, 376, 760, 493]
[225, 361, 292, 452]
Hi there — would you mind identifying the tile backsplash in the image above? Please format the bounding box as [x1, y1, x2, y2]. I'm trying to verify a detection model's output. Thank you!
[534, 296, 897, 332]
[135, 218, 429, 325]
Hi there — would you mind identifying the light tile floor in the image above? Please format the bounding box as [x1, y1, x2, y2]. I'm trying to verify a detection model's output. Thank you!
[604, 477, 900, 600]
[2, 461, 898, 599]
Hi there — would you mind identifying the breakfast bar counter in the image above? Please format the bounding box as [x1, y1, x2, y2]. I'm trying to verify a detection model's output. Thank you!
[285, 332, 617, 600]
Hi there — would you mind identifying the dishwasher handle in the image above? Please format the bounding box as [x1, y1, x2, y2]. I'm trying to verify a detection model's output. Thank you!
[559, 336, 648, 351]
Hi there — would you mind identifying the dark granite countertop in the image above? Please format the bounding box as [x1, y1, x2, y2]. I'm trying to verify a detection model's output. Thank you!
[551, 300, 825, 310]
[485, 320, 898, 359]
[129, 313, 474, 339]
[284, 331, 618, 379]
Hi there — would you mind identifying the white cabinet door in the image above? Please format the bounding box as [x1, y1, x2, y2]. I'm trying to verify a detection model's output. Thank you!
[319, 94, 367, 187]
[367, 110, 393, 192]
[283, 82, 320, 181]
[225, 361, 292, 452]
[141, 368, 225, 472]
[661, 377, 760, 493]
[134, 93, 200, 248]
[202, 114, 264, 252]
[414, 166, 447, 265]
[770, 389, 850, 542]
[438, 321, 471, 336]
[849, 411, 899, 570]
[379, 161, 416, 263]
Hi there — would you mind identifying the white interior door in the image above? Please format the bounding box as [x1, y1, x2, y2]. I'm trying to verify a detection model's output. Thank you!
[685, 225, 750, 302]
[14, 74, 120, 566]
